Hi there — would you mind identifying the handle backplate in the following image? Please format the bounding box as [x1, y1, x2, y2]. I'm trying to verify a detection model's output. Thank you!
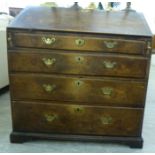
[104, 41, 117, 49]
[42, 84, 56, 93]
[42, 58, 56, 67]
[101, 87, 113, 96]
[103, 61, 117, 69]
[44, 113, 58, 122]
[42, 37, 56, 45]
[101, 116, 113, 125]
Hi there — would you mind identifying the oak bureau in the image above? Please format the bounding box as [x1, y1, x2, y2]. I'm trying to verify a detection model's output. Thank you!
[7, 6, 152, 148]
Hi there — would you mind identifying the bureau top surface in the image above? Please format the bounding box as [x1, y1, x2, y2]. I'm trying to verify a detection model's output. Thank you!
[8, 6, 152, 37]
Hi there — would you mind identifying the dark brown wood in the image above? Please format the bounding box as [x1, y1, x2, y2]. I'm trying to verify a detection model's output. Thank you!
[10, 132, 143, 148]
[10, 74, 146, 107]
[7, 6, 152, 148]
[12, 101, 143, 137]
[8, 7, 152, 37]
[10, 31, 146, 54]
[9, 50, 148, 78]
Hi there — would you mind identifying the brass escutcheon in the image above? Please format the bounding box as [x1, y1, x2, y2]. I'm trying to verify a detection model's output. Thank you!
[75, 80, 83, 87]
[42, 58, 56, 67]
[42, 37, 56, 45]
[101, 87, 113, 96]
[75, 56, 84, 64]
[74, 106, 84, 113]
[42, 84, 56, 93]
[103, 61, 117, 69]
[75, 39, 85, 46]
[104, 41, 117, 49]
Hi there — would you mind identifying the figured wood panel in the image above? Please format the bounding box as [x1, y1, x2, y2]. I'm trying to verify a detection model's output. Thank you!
[12, 101, 143, 136]
[10, 74, 146, 107]
[9, 50, 148, 78]
[11, 32, 146, 54]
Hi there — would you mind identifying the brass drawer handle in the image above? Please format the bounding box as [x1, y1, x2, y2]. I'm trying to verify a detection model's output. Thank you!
[147, 42, 152, 50]
[42, 37, 56, 45]
[103, 61, 117, 69]
[75, 39, 85, 46]
[7, 36, 12, 41]
[104, 41, 117, 49]
[44, 114, 58, 122]
[101, 116, 113, 125]
[101, 87, 113, 96]
[42, 84, 56, 93]
[42, 58, 56, 67]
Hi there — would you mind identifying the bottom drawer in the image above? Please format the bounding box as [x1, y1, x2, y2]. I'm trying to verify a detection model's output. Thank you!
[12, 101, 143, 137]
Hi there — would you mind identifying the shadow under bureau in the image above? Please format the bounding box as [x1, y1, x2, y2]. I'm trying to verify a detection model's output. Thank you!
[7, 6, 152, 148]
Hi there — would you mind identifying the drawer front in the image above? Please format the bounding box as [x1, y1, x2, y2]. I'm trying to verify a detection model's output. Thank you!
[12, 101, 143, 136]
[10, 32, 146, 54]
[10, 74, 146, 107]
[9, 50, 148, 78]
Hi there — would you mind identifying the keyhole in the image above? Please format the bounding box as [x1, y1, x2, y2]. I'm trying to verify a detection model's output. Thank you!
[78, 40, 82, 45]
[75, 39, 85, 46]
[76, 108, 80, 112]
[75, 80, 83, 87]
[74, 107, 83, 113]
[75, 56, 84, 63]
[77, 81, 80, 86]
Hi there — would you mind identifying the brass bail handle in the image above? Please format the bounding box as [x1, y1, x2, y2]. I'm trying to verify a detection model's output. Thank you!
[103, 61, 117, 69]
[147, 42, 152, 50]
[42, 84, 56, 93]
[42, 37, 56, 45]
[101, 87, 113, 96]
[42, 58, 56, 67]
[44, 113, 58, 122]
[101, 116, 113, 125]
[104, 41, 117, 49]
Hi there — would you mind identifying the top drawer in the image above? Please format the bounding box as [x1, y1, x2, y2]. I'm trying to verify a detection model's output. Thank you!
[8, 32, 146, 54]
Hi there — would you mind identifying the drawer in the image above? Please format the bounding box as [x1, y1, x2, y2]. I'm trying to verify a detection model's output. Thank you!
[12, 101, 143, 137]
[10, 32, 146, 54]
[10, 74, 146, 107]
[9, 50, 148, 78]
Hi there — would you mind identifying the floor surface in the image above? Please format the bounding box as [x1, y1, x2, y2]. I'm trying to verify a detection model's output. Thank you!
[0, 56, 155, 153]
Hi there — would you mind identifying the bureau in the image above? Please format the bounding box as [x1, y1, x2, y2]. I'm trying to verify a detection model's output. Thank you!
[7, 6, 152, 148]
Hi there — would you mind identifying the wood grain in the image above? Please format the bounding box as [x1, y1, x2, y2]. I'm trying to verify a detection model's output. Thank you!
[12, 101, 143, 137]
[7, 6, 152, 147]
[11, 32, 146, 54]
[9, 50, 148, 78]
[10, 74, 146, 107]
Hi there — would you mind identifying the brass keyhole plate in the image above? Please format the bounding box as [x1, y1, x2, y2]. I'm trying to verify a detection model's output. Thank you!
[75, 80, 83, 87]
[75, 56, 84, 64]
